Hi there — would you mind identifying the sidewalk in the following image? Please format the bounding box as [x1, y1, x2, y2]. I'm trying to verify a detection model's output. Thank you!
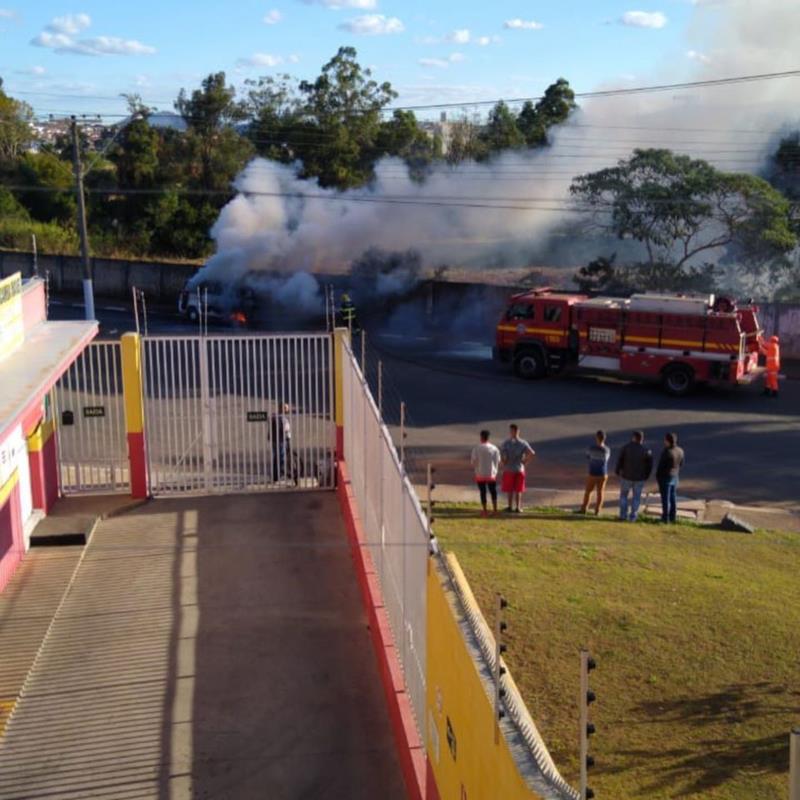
[422, 483, 800, 533]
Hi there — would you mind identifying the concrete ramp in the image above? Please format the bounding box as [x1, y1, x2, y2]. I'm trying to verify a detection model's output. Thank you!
[0, 494, 406, 800]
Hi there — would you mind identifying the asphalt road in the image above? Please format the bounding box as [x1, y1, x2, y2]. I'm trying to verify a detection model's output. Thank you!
[49, 294, 800, 509]
[373, 333, 800, 510]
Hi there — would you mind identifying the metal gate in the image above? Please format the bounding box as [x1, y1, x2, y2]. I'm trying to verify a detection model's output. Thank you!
[142, 333, 335, 495]
[53, 341, 130, 494]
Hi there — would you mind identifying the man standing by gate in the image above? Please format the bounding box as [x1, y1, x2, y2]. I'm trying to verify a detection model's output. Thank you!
[271, 403, 293, 484]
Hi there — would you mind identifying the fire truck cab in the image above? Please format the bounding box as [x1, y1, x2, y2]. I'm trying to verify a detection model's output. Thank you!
[494, 289, 763, 395]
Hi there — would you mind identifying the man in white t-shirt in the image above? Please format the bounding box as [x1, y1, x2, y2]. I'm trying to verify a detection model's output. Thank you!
[470, 429, 501, 517]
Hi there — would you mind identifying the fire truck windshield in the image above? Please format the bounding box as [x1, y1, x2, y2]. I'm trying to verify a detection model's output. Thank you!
[506, 303, 535, 320]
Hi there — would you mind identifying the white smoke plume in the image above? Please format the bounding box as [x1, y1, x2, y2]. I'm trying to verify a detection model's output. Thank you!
[197, 0, 799, 298]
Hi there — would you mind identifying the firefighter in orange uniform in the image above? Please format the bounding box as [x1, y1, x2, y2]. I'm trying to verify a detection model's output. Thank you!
[760, 335, 781, 397]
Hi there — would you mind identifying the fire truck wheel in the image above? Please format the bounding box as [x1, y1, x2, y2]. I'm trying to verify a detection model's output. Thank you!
[662, 364, 695, 396]
[514, 349, 547, 380]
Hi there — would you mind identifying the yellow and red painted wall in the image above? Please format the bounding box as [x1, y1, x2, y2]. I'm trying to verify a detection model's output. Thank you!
[121, 333, 148, 499]
[333, 329, 563, 800]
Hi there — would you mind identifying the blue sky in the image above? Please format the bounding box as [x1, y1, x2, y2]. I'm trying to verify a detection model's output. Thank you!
[0, 1, 722, 119]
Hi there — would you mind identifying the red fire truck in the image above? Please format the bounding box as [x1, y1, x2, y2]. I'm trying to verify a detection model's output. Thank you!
[494, 289, 764, 395]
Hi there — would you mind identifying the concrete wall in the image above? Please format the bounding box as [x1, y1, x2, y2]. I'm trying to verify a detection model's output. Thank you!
[0, 250, 199, 306]
[3, 250, 798, 356]
[757, 303, 800, 359]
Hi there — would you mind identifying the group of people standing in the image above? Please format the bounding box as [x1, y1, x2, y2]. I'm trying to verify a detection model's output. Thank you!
[579, 429, 685, 522]
[470, 425, 686, 523]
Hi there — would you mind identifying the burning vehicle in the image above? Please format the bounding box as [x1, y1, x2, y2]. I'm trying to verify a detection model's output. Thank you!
[178, 279, 257, 327]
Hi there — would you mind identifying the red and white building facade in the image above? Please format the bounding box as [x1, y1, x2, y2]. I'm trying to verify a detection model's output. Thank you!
[0, 273, 97, 591]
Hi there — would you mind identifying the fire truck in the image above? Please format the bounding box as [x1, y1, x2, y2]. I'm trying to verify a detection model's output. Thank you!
[494, 289, 764, 395]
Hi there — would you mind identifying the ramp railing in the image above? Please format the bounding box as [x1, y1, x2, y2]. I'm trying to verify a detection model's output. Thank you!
[341, 340, 429, 742]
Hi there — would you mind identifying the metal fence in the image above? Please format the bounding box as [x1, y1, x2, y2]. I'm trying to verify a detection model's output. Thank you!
[53, 340, 129, 494]
[142, 333, 335, 496]
[341, 340, 429, 742]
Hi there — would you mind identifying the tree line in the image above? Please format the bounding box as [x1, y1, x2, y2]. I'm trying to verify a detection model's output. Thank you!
[0, 47, 576, 260]
[0, 47, 798, 299]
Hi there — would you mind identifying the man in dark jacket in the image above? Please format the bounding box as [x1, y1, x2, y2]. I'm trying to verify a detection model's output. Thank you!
[615, 430, 653, 522]
[656, 432, 685, 523]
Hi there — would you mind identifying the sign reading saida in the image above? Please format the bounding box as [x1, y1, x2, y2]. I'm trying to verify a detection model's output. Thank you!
[0, 272, 23, 364]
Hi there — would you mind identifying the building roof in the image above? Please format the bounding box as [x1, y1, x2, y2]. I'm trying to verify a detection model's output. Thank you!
[0, 320, 97, 442]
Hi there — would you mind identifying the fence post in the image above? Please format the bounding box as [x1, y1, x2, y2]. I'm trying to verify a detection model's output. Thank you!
[361, 329, 366, 376]
[378, 360, 383, 418]
[494, 594, 508, 744]
[580, 650, 597, 800]
[120, 332, 148, 499]
[333, 328, 350, 461]
[791, 727, 799, 800]
[399, 401, 406, 470]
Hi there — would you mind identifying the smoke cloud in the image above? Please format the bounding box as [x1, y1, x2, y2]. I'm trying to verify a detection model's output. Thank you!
[195, 0, 798, 302]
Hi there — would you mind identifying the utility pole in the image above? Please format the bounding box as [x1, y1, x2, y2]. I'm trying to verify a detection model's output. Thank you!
[70, 116, 95, 321]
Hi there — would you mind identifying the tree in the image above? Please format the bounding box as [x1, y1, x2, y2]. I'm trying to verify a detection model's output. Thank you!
[375, 109, 436, 180]
[294, 47, 397, 188]
[480, 101, 524, 156]
[244, 74, 302, 163]
[446, 116, 487, 164]
[15, 150, 75, 223]
[570, 148, 797, 271]
[517, 101, 546, 147]
[534, 77, 576, 128]
[516, 78, 576, 147]
[0, 78, 34, 165]
[175, 72, 252, 190]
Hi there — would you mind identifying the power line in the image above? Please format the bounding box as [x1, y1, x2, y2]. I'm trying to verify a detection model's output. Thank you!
[14, 66, 800, 120]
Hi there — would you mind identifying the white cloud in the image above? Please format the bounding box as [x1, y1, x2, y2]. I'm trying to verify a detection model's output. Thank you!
[0, 8, 18, 19]
[504, 18, 544, 30]
[288, 53, 301, 63]
[238, 52, 284, 67]
[619, 10, 668, 28]
[419, 57, 449, 69]
[31, 14, 155, 55]
[264, 9, 283, 24]
[419, 52, 466, 69]
[338, 14, 404, 34]
[448, 28, 470, 43]
[686, 49, 711, 64]
[302, 0, 376, 8]
[46, 13, 91, 34]
[16, 65, 46, 75]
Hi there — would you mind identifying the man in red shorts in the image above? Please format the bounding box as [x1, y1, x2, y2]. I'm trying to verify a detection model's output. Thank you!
[499, 423, 536, 513]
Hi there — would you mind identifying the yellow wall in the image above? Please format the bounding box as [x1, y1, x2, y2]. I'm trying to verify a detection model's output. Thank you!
[426, 557, 542, 800]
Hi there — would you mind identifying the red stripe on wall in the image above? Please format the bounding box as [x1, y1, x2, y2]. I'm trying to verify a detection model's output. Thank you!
[127, 432, 147, 499]
[336, 460, 439, 800]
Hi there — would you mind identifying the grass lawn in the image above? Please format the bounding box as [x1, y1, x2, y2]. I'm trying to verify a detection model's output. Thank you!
[435, 504, 800, 799]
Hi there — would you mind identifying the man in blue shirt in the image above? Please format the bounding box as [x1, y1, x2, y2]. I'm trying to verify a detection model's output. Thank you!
[580, 430, 611, 515]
